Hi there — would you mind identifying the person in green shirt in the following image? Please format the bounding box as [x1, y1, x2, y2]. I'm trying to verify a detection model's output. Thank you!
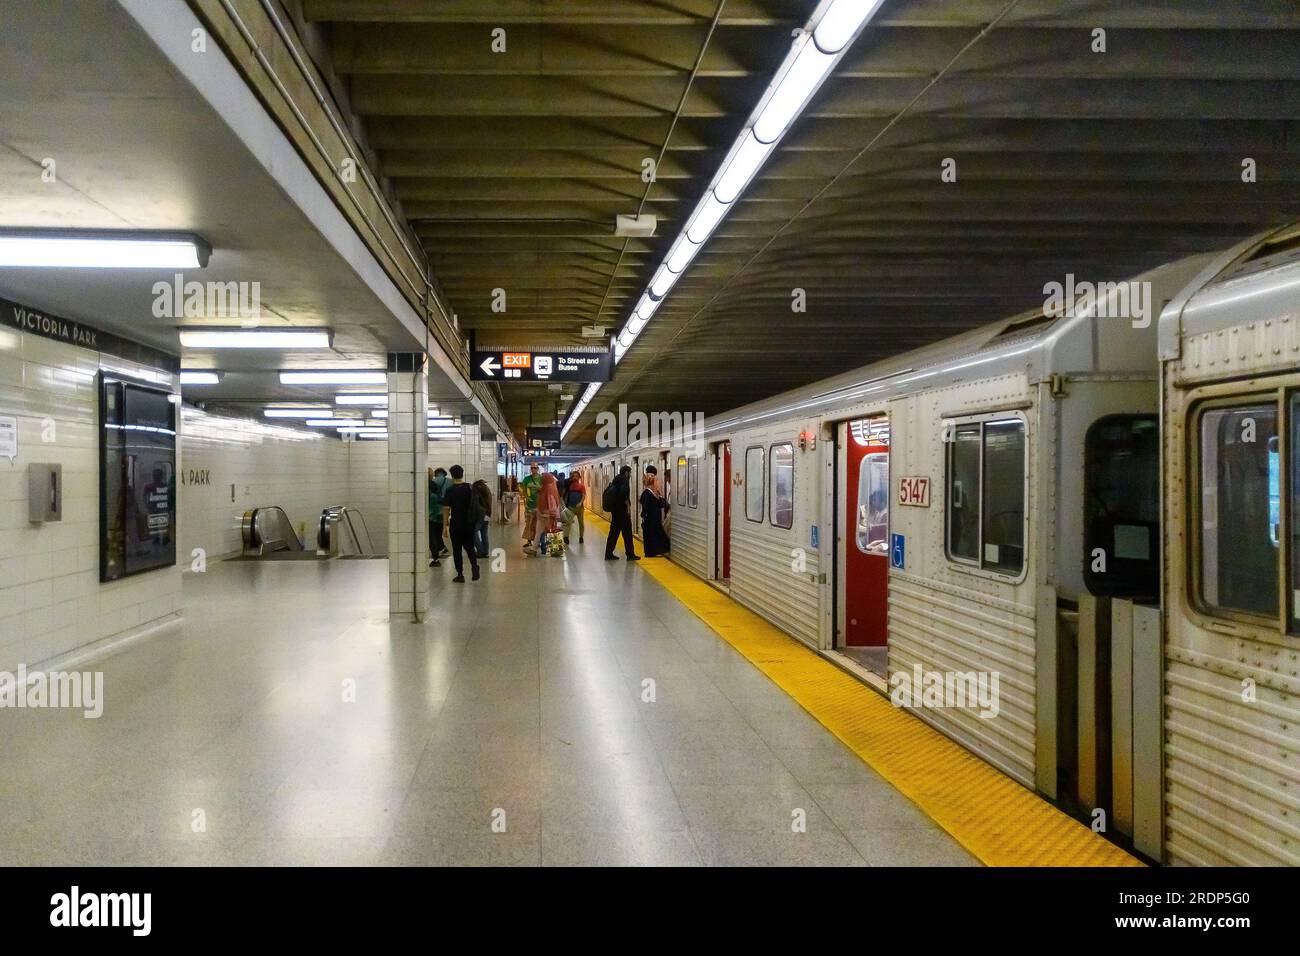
[428, 467, 451, 565]
[520, 462, 542, 549]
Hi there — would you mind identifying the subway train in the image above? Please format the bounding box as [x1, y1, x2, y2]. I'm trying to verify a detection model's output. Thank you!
[579, 223, 1300, 866]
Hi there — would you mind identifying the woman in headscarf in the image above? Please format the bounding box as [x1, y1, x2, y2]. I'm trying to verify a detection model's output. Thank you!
[534, 471, 565, 554]
[639, 471, 671, 557]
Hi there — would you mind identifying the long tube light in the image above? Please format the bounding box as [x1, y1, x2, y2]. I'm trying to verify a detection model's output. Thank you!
[180, 329, 331, 349]
[561, 0, 879, 443]
[280, 371, 386, 385]
[0, 230, 210, 269]
[335, 394, 387, 405]
[264, 408, 331, 419]
[179, 371, 222, 385]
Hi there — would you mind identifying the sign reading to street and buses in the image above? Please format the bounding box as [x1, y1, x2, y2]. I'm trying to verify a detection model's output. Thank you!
[526, 427, 562, 451]
[470, 334, 612, 383]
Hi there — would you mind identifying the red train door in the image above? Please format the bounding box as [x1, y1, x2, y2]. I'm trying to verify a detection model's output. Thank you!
[715, 441, 731, 581]
[844, 418, 890, 646]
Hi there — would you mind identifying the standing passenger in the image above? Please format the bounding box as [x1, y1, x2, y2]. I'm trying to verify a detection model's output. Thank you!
[472, 479, 493, 558]
[604, 465, 639, 561]
[443, 465, 480, 582]
[564, 470, 587, 544]
[639, 472, 671, 557]
[520, 462, 542, 549]
[428, 467, 451, 566]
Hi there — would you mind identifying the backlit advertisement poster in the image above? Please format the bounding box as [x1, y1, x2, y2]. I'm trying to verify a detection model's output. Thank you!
[99, 371, 177, 582]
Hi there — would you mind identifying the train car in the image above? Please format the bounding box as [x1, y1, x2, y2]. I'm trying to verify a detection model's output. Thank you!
[584, 252, 1218, 859]
[1159, 225, 1300, 866]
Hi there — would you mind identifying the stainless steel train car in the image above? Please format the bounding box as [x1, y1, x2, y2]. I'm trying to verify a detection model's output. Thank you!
[579, 226, 1300, 865]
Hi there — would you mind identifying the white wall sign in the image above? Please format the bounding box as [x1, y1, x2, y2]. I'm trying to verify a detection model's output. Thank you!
[898, 475, 931, 507]
[0, 416, 16, 463]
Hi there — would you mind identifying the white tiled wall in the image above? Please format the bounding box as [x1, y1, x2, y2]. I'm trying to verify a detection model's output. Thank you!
[0, 325, 181, 672]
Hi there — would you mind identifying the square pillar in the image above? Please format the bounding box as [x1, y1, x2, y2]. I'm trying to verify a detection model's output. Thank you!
[387, 352, 428, 620]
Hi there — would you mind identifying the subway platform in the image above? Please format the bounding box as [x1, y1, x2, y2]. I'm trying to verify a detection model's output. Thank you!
[0, 522, 976, 867]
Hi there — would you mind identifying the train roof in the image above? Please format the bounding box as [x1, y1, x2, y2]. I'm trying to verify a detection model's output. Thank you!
[685, 253, 1213, 442]
[1159, 223, 1300, 360]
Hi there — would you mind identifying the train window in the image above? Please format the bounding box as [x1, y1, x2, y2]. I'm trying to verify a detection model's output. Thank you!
[857, 452, 889, 554]
[745, 446, 764, 522]
[1197, 401, 1279, 619]
[945, 418, 1026, 575]
[946, 424, 982, 564]
[688, 457, 699, 508]
[1292, 395, 1300, 634]
[1084, 416, 1160, 598]
[982, 420, 1026, 575]
[770, 443, 794, 529]
[676, 456, 687, 506]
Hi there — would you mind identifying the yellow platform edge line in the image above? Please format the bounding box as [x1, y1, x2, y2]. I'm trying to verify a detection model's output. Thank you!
[585, 512, 1140, 867]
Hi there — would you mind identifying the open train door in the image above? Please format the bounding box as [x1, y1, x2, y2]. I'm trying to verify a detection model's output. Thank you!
[712, 441, 731, 584]
[836, 417, 890, 675]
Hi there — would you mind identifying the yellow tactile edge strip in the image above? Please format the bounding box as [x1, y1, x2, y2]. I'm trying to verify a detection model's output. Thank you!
[587, 512, 1140, 866]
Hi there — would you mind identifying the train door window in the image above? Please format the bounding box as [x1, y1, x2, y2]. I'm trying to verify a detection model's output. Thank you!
[688, 457, 699, 508]
[1291, 394, 1300, 633]
[946, 424, 982, 564]
[982, 420, 1026, 575]
[745, 446, 765, 522]
[676, 456, 687, 506]
[770, 443, 794, 528]
[1084, 416, 1160, 597]
[856, 452, 889, 554]
[945, 417, 1026, 575]
[1197, 401, 1278, 619]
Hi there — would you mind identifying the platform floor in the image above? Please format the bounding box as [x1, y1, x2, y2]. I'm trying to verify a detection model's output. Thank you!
[0, 522, 977, 866]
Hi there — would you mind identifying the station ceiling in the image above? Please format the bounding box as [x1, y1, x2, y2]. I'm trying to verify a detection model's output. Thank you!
[303, 0, 1300, 446]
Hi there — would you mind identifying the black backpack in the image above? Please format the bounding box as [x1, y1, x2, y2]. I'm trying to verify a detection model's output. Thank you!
[601, 482, 619, 512]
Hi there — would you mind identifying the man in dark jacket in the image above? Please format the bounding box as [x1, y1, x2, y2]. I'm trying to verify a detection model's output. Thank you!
[604, 465, 640, 561]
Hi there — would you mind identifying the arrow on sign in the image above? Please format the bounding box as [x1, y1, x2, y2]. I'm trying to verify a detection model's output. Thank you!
[479, 355, 501, 376]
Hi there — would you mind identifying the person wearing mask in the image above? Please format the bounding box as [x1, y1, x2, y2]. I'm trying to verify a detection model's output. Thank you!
[427, 466, 451, 567]
[442, 464, 480, 582]
[520, 462, 542, 549]
[603, 465, 640, 561]
[472, 478, 493, 558]
[564, 469, 587, 544]
[639, 471, 671, 557]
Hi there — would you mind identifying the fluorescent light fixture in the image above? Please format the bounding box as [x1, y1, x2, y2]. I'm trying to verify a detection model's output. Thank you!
[562, 1, 879, 441]
[179, 371, 221, 385]
[305, 419, 344, 427]
[634, 293, 661, 321]
[649, 264, 678, 299]
[179, 329, 331, 349]
[279, 371, 386, 385]
[264, 408, 331, 419]
[665, 235, 701, 274]
[714, 133, 774, 203]
[371, 409, 389, 419]
[686, 193, 730, 244]
[0, 230, 210, 269]
[814, 0, 885, 53]
[334, 394, 387, 405]
[753, 38, 835, 144]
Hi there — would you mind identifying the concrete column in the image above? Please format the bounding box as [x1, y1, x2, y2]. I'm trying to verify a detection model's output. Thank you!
[387, 352, 428, 620]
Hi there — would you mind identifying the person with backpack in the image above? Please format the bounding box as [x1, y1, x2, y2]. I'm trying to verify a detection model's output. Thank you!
[471, 479, 493, 558]
[427, 466, 451, 567]
[442, 464, 481, 582]
[564, 470, 587, 544]
[603, 465, 639, 561]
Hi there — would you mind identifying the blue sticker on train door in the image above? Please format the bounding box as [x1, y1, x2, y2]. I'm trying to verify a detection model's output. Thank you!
[810, 525, 819, 549]
[891, 533, 905, 570]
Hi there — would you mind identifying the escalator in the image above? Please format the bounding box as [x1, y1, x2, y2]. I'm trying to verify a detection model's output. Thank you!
[238, 505, 383, 560]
